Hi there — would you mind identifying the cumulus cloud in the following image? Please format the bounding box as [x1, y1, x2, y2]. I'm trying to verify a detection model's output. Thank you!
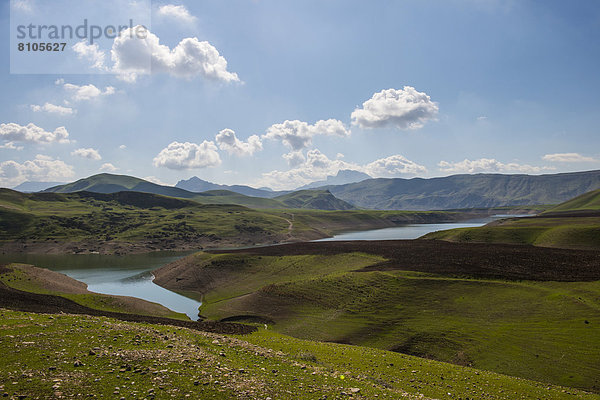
[157, 4, 196, 23]
[0, 123, 70, 144]
[364, 155, 428, 177]
[351, 87, 439, 130]
[282, 150, 306, 167]
[100, 163, 118, 172]
[438, 158, 553, 174]
[153, 141, 221, 170]
[215, 129, 262, 156]
[258, 149, 425, 190]
[63, 83, 115, 101]
[72, 41, 107, 70]
[119, 144, 127, 150]
[0, 155, 75, 187]
[111, 26, 239, 83]
[263, 119, 350, 151]
[71, 148, 101, 161]
[542, 153, 598, 163]
[31, 103, 75, 116]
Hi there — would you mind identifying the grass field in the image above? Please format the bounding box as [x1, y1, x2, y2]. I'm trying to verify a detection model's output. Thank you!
[0, 308, 597, 399]
[155, 251, 600, 392]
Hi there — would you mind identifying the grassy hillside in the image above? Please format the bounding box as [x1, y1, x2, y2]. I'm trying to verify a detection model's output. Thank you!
[0, 189, 468, 253]
[154, 244, 600, 392]
[424, 189, 600, 250]
[0, 189, 291, 253]
[0, 309, 597, 399]
[326, 169, 600, 210]
[544, 188, 600, 214]
[275, 189, 356, 210]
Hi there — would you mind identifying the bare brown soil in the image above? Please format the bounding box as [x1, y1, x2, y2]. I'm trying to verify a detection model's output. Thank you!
[203, 240, 600, 282]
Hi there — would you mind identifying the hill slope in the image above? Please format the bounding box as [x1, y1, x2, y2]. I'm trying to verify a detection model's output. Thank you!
[2, 309, 595, 400]
[325, 169, 600, 210]
[274, 190, 356, 210]
[544, 188, 600, 214]
[154, 242, 600, 392]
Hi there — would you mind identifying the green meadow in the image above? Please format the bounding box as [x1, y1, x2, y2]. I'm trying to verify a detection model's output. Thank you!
[157, 252, 600, 392]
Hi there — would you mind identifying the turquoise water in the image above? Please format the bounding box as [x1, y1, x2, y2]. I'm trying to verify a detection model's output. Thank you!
[315, 219, 493, 241]
[0, 251, 202, 320]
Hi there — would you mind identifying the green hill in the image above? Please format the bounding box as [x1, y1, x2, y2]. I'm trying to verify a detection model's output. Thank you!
[154, 243, 600, 392]
[0, 188, 467, 253]
[42, 174, 355, 211]
[274, 189, 356, 210]
[2, 309, 596, 400]
[424, 189, 600, 250]
[544, 189, 600, 214]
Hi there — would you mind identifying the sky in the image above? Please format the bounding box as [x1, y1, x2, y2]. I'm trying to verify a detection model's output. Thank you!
[1, 0, 600, 190]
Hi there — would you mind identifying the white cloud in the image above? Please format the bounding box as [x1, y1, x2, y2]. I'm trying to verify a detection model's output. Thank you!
[476, 116, 488, 121]
[157, 4, 196, 23]
[119, 144, 127, 150]
[111, 26, 239, 83]
[153, 141, 221, 170]
[364, 155, 428, 177]
[438, 158, 553, 174]
[0, 123, 70, 144]
[71, 148, 102, 161]
[282, 151, 305, 167]
[0, 142, 24, 151]
[11, 0, 33, 13]
[63, 83, 115, 101]
[100, 163, 118, 172]
[143, 176, 171, 186]
[0, 155, 74, 187]
[215, 129, 262, 156]
[542, 153, 598, 163]
[351, 87, 439, 130]
[263, 119, 350, 151]
[258, 149, 425, 190]
[30, 103, 76, 116]
[72, 41, 107, 70]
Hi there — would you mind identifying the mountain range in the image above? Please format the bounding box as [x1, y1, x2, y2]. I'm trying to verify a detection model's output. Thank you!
[16, 169, 600, 211]
[42, 174, 355, 211]
[322, 170, 600, 210]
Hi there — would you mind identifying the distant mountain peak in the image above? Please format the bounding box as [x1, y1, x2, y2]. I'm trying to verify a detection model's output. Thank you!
[175, 176, 276, 198]
[296, 169, 372, 190]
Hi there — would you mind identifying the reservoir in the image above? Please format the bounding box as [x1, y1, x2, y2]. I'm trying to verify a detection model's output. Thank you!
[0, 218, 508, 320]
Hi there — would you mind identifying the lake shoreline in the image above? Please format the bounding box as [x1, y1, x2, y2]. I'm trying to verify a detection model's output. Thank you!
[0, 209, 521, 255]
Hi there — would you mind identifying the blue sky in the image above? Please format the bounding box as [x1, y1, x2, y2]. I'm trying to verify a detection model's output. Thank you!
[1, 0, 600, 190]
